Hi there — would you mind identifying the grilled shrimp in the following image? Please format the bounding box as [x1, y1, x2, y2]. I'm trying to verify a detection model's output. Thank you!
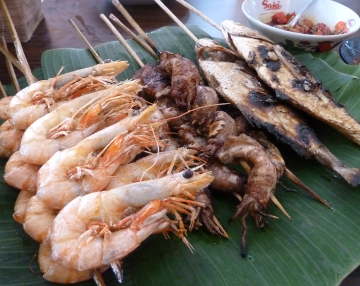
[217, 134, 278, 256]
[37, 105, 159, 210]
[50, 170, 213, 271]
[19, 81, 144, 165]
[0, 96, 12, 120]
[0, 120, 23, 157]
[23, 148, 199, 242]
[13, 190, 33, 223]
[9, 61, 128, 130]
[4, 151, 39, 192]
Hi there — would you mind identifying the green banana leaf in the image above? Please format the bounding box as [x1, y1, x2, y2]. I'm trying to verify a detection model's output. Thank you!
[1, 26, 360, 286]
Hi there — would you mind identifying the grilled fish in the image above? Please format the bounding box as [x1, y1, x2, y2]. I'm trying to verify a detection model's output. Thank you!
[221, 20, 360, 146]
[196, 39, 360, 186]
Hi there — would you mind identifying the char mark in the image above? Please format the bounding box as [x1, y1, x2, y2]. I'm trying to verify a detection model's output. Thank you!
[292, 79, 314, 92]
[275, 89, 290, 101]
[266, 61, 281, 71]
[248, 91, 277, 108]
[240, 110, 311, 158]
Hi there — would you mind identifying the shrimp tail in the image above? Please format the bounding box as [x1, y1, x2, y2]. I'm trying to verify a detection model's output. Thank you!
[193, 189, 228, 238]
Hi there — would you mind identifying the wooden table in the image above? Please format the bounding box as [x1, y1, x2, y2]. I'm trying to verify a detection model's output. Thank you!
[1, 0, 360, 284]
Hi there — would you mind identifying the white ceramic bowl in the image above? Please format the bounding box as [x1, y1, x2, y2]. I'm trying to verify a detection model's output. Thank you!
[242, 0, 360, 51]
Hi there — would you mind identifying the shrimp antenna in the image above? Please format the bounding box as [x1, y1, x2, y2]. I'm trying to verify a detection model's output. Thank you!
[69, 18, 105, 64]
[100, 14, 145, 67]
[109, 13, 158, 58]
[112, 0, 159, 53]
[0, 0, 37, 84]
[1, 37, 20, 92]
[0, 80, 8, 97]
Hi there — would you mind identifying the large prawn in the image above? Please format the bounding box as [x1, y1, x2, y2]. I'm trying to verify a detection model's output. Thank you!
[19, 80, 145, 165]
[23, 148, 201, 242]
[49, 169, 213, 271]
[37, 104, 160, 210]
[9, 61, 128, 130]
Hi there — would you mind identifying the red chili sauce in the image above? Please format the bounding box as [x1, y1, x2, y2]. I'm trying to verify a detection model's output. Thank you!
[266, 12, 348, 35]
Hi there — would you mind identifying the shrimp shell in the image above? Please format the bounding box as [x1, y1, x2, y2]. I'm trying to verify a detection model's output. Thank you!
[107, 148, 197, 189]
[0, 120, 23, 158]
[23, 196, 57, 242]
[4, 151, 39, 192]
[9, 62, 129, 130]
[37, 105, 158, 210]
[39, 240, 100, 284]
[13, 190, 33, 224]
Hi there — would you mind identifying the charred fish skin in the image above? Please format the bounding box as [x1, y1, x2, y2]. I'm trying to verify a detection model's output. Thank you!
[196, 39, 360, 187]
[221, 20, 360, 146]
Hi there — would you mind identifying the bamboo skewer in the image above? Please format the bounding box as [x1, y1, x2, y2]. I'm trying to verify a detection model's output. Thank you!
[109, 13, 158, 58]
[100, 14, 144, 67]
[0, 80, 8, 97]
[0, 0, 36, 84]
[1, 37, 20, 92]
[176, 0, 222, 31]
[69, 18, 105, 64]
[0, 44, 26, 75]
[153, 0, 331, 210]
[112, 0, 158, 51]
[153, 0, 198, 42]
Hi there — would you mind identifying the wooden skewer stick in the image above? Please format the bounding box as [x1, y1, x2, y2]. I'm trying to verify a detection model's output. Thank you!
[112, 0, 158, 51]
[284, 169, 331, 208]
[69, 18, 104, 64]
[270, 195, 291, 220]
[0, 80, 8, 97]
[0, 43, 26, 74]
[176, 0, 222, 31]
[0, 0, 36, 84]
[1, 37, 20, 92]
[109, 13, 158, 58]
[153, 0, 198, 42]
[100, 14, 144, 67]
